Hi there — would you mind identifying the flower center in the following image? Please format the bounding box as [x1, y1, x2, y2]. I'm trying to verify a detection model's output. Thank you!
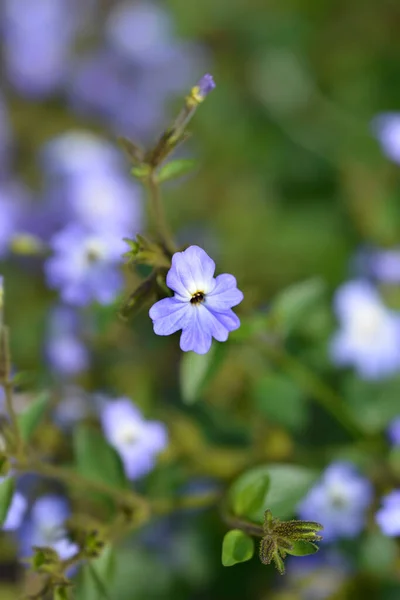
[350, 304, 388, 344]
[115, 423, 140, 447]
[190, 291, 205, 305]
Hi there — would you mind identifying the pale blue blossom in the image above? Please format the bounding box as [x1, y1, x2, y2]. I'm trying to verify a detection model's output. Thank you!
[149, 246, 243, 354]
[101, 398, 168, 480]
[297, 462, 373, 542]
[330, 280, 400, 379]
[375, 490, 400, 537]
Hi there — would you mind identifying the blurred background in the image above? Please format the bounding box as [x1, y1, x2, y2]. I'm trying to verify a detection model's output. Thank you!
[1, 0, 400, 598]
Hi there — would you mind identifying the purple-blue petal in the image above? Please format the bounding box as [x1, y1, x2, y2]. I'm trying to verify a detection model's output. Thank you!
[167, 245, 216, 296]
[149, 297, 191, 336]
[180, 309, 213, 354]
[205, 273, 244, 311]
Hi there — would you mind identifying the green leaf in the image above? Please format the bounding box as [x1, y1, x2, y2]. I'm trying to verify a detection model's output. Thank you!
[180, 345, 216, 405]
[285, 540, 319, 556]
[17, 392, 49, 442]
[157, 159, 197, 183]
[270, 278, 326, 335]
[231, 472, 270, 520]
[0, 477, 15, 526]
[360, 531, 398, 575]
[253, 373, 307, 431]
[73, 426, 127, 511]
[229, 464, 318, 522]
[222, 530, 254, 567]
[344, 375, 400, 433]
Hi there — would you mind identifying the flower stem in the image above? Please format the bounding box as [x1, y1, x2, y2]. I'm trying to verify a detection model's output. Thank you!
[0, 327, 24, 458]
[262, 341, 364, 440]
[16, 459, 149, 516]
[147, 172, 176, 255]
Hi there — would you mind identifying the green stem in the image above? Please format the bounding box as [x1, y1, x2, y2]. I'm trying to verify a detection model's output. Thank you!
[1, 327, 24, 458]
[147, 173, 176, 254]
[262, 341, 363, 440]
[16, 460, 149, 516]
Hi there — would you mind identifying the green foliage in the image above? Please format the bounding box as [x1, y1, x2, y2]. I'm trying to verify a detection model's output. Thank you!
[252, 372, 307, 431]
[229, 464, 318, 522]
[360, 532, 398, 575]
[180, 344, 217, 404]
[222, 530, 254, 566]
[0, 477, 14, 527]
[230, 471, 270, 519]
[17, 392, 49, 442]
[270, 278, 326, 336]
[285, 540, 319, 556]
[73, 426, 127, 511]
[157, 159, 197, 183]
[344, 375, 400, 433]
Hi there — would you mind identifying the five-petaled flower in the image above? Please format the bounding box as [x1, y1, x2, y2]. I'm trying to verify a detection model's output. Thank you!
[149, 245, 243, 354]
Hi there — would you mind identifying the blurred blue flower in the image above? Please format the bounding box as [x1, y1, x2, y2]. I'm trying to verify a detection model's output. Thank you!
[388, 416, 400, 446]
[0, 182, 28, 257]
[0, 479, 27, 531]
[375, 490, 400, 537]
[69, 1, 205, 141]
[297, 462, 373, 542]
[41, 131, 122, 181]
[3, 0, 76, 98]
[149, 246, 243, 354]
[0, 95, 12, 176]
[330, 280, 400, 379]
[105, 1, 175, 66]
[53, 386, 94, 431]
[369, 248, 400, 283]
[285, 550, 350, 600]
[45, 224, 125, 306]
[19, 495, 77, 559]
[45, 306, 90, 377]
[101, 398, 168, 480]
[372, 113, 400, 164]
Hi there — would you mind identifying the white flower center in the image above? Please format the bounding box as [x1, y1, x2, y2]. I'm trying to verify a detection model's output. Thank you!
[84, 238, 106, 263]
[349, 303, 388, 344]
[327, 482, 349, 508]
[115, 422, 141, 447]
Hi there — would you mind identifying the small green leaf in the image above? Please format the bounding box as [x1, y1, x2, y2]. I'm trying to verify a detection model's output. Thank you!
[253, 373, 307, 432]
[180, 345, 216, 405]
[360, 531, 398, 575]
[222, 530, 254, 567]
[17, 392, 49, 442]
[0, 477, 14, 526]
[73, 425, 127, 489]
[271, 278, 325, 335]
[73, 426, 127, 511]
[229, 464, 318, 523]
[157, 159, 197, 183]
[285, 540, 319, 556]
[131, 165, 151, 179]
[231, 473, 270, 520]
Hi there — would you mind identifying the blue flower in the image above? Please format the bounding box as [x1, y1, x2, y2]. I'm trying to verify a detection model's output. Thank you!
[0, 479, 27, 531]
[372, 113, 400, 164]
[368, 248, 400, 283]
[45, 224, 125, 306]
[388, 416, 400, 446]
[330, 280, 400, 380]
[41, 131, 121, 180]
[297, 462, 373, 542]
[45, 306, 90, 377]
[101, 398, 168, 480]
[375, 490, 400, 537]
[0, 182, 28, 258]
[285, 550, 350, 600]
[19, 495, 77, 560]
[149, 246, 243, 354]
[3, 0, 76, 98]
